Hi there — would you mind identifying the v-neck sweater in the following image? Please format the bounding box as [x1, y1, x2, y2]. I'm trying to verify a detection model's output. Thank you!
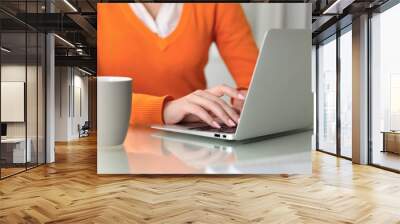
[129, 3, 183, 38]
[98, 3, 258, 125]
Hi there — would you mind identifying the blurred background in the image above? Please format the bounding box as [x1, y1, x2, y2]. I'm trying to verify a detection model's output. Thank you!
[205, 3, 311, 89]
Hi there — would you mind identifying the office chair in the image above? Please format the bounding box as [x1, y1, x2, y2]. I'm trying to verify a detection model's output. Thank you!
[79, 121, 90, 138]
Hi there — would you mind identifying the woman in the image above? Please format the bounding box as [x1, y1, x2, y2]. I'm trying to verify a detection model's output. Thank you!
[98, 3, 258, 128]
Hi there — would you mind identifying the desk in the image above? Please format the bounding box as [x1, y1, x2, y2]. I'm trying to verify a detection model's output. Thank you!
[97, 127, 312, 175]
[1, 138, 31, 163]
[382, 131, 400, 154]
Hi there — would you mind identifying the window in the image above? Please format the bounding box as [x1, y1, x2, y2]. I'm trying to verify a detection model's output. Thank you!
[318, 36, 337, 154]
[0, 1, 47, 179]
[371, 2, 400, 171]
[340, 29, 352, 158]
[390, 74, 400, 130]
[316, 26, 353, 159]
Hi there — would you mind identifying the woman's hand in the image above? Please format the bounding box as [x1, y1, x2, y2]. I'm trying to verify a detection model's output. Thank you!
[163, 85, 245, 128]
[232, 89, 247, 113]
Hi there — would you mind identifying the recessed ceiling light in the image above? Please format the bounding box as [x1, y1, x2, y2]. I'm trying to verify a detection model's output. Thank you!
[1, 47, 11, 53]
[54, 34, 75, 48]
[63, 0, 78, 12]
[322, 0, 353, 15]
[323, 0, 342, 14]
[78, 67, 93, 76]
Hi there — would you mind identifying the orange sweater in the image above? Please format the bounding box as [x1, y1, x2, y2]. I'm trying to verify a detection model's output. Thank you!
[98, 3, 258, 125]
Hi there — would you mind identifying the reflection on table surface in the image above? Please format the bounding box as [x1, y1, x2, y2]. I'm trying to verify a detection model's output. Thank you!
[97, 126, 312, 174]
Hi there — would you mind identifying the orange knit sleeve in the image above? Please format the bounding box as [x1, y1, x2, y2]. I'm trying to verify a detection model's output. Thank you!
[213, 3, 259, 89]
[130, 94, 173, 126]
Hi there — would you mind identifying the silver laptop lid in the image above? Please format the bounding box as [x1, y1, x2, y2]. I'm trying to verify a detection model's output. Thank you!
[234, 29, 313, 140]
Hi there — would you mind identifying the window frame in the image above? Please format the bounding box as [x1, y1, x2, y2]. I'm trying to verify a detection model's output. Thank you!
[0, 0, 48, 180]
[315, 24, 353, 161]
[367, 0, 400, 173]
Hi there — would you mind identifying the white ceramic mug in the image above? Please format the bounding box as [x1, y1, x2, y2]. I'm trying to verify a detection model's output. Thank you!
[97, 76, 132, 147]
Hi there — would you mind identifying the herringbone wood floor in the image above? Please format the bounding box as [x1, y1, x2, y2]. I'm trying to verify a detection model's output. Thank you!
[1, 135, 400, 224]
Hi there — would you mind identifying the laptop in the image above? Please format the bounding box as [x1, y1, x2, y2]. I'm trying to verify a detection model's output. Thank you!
[152, 29, 313, 141]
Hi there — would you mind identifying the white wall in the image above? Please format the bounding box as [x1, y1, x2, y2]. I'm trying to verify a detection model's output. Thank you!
[1, 66, 26, 132]
[55, 66, 69, 141]
[71, 74, 89, 138]
[1, 65, 40, 137]
[205, 3, 312, 88]
[55, 67, 89, 141]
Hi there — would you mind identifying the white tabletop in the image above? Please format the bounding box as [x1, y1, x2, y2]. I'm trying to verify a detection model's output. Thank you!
[1, 138, 27, 144]
[97, 126, 312, 174]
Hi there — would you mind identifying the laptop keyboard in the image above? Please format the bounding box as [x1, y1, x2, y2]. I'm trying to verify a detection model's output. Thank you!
[187, 124, 237, 133]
